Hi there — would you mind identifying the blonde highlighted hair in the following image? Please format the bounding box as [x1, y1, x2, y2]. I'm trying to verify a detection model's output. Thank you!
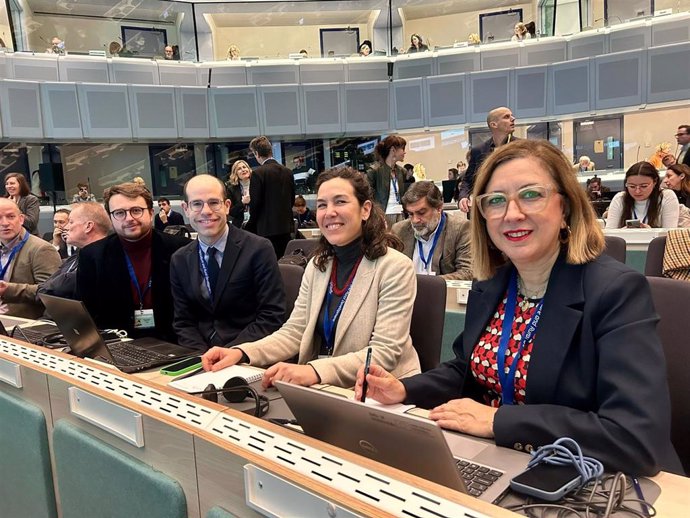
[470, 139, 604, 280]
[228, 160, 251, 186]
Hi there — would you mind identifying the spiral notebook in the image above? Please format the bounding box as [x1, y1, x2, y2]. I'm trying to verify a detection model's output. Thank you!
[168, 365, 263, 393]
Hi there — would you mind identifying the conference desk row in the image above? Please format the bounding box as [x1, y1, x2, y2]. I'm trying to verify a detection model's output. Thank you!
[1, 320, 688, 517]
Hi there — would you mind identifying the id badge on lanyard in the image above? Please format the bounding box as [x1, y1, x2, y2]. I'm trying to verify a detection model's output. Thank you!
[134, 309, 155, 329]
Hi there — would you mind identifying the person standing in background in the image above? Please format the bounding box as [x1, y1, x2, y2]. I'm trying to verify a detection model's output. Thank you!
[5, 172, 40, 235]
[226, 160, 252, 229]
[366, 135, 408, 228]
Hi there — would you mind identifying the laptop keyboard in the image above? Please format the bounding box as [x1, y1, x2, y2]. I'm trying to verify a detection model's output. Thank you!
[456, 459, 504, 497]
[14, 325, 61, 344]
[106, 342, 172, 367]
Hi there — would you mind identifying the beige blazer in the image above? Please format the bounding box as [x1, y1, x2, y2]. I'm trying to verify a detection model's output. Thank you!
[3, 233, 61, 318]
[240, 247, 421, 387]
[392, 211, 473, 280]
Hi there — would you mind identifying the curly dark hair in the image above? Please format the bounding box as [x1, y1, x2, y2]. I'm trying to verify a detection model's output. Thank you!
[312, 167, 402, 271]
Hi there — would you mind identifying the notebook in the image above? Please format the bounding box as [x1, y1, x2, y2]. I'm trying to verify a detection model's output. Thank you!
[168, 365, 264, 392]
[38, 294, 197, 373]
[275, 381, 529, 503]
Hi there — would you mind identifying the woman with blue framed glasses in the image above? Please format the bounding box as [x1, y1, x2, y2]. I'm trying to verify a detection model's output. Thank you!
[356, 140, 681, 476]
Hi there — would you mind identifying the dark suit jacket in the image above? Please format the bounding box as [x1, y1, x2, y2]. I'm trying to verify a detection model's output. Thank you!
[154, 209, 184, 232]
[226, 182, 246, 229]
[366, 163, 407, 211]
[402, 254, 681, 476]
[457, 136, 518, 200]
[246, 159, 295, 237]
[680, 146, 690, 167]
[76, 231, 190, 342]
[37, 253, 79, 300]
[170, 225, 286, 351]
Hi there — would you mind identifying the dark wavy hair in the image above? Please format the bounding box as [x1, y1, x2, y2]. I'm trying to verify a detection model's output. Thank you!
[4, 172, 30, 197]
[374, 135, 406, 163]
[312, 167, 402, 271]
[618, 161, 662, 228]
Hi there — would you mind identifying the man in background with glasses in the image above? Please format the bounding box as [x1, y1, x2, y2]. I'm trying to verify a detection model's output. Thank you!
[662, 125, 690, 168]
[76, 182, 190, 343]
[170, 175, 286, 352]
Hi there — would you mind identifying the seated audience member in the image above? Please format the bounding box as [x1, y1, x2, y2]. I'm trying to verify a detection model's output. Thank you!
[605, 161, 679, 229]
[664, 164, 690, 208]
[649, 142, 672, 170]
[511, 22, 531, 42]
[227, 44, 240, 60]
[293, 195, 315, 228]
[72, 182, 97, 203]
[163, 45, 174, 60]
[170, 175, 285, 351]
[358, 40, 372, 57]
[392, 181, 472, 280]
[154, 197, 184, 231]
[43, 208, 72, 259]
[408, 34, 429, 53]
[403, 163, 416, 187]
[573, 155, 595, 173]
[77, 182, 190, 342]
[5, 172, 40, 235]
[355, 139, 681, 477]
[202, 167, 421, 388]
[585, 176, 610, 201]
[39, 202, 111, 300]
[0, 198, 61, 318]
[226, 160, 252, 229]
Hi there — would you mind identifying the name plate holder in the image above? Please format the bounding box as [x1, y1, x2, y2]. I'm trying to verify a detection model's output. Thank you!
[244, 464, 363, 518]
[0, 357, 22, 388]
[68, 387, 145, 447]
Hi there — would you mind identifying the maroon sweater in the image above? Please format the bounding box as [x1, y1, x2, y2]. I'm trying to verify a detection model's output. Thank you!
[120, 230, 154, 310]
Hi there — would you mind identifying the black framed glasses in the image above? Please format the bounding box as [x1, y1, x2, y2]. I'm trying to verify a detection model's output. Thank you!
[187, 199, 224, 212]
[109, 207, 148, 221]
[476, 185, 559, 220]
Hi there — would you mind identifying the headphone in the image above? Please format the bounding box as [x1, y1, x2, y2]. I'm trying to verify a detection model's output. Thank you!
[189, 376, 269, 418]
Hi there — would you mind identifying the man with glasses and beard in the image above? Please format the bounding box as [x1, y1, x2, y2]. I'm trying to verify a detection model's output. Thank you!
[170, 175, 285, 352]
[76, 182, 190, 342]
[392, 181, 472, 280]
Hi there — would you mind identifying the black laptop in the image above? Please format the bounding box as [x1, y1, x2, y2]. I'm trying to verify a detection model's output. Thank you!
[38, 294, 197, 373]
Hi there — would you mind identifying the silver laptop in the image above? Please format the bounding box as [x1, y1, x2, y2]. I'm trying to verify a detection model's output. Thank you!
[39, 294, 197, 373]
[275, 381, 529, 503]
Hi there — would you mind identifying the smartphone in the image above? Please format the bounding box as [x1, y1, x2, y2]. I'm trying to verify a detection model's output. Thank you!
[159, 356, 202, 376]
[510, 463, 582, 501]
[626, 219, 641, 228]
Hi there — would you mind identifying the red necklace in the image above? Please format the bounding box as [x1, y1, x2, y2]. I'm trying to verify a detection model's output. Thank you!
[330, 255, 363, 296]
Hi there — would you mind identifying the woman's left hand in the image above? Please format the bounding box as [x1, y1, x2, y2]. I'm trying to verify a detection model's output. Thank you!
[640, 222, 651, 229]
[428, 399, 497, 438]
[262, 363, 319, 389]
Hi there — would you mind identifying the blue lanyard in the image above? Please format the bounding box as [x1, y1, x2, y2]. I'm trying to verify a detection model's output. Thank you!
[322, 281, 354, 355]
[391, 175, 399, 202]
[0, 232, 30, 279]
[496, 270, 544, 405]
[417, 213, 446, 271]
[197, 244, 215, 299]
[631, 206, 648, 224]
[123, 253, 152, 310]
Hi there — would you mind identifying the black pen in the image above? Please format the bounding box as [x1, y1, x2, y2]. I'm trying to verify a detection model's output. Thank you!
[172, 367, 204, 382]
[360, 347, 372, 402]
[632, 477, 650, 518]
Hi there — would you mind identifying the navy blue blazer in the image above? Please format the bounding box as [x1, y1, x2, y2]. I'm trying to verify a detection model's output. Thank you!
[76, 230, 190, 343]
[402, 254, 681, 476]
[170, 225, 286, 351]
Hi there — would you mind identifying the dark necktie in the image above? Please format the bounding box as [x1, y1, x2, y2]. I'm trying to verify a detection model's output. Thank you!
[207, 247, 220, 294]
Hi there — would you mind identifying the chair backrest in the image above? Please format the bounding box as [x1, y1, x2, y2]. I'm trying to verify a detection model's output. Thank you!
[645, 236, 667, 277]
[278, 263, 304, 320]
[284, 238, 320, 259]
[647, 276, 690, 475]
[602, 235, 626, 263]
[410, 274, 447, 372]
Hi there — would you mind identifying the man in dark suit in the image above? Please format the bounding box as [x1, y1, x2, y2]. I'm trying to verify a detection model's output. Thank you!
[457, 106, 517, 213]
[245, 136, 295, 258]
[76, 182, 190, 342]
[42, 208, 74, 259]
[39, 202, 111, 300]
[663, 125, 690, 168]
[154, 197, 185, 231]
[170, 174, 286, 351]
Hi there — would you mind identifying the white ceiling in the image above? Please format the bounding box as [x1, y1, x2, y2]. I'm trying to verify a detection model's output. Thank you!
[26, 0, 531, 25]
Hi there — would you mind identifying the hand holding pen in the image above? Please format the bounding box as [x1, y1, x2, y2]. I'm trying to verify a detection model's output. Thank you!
[354, 357, 407, 405]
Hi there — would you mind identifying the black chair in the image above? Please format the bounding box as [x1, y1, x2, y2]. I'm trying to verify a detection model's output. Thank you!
[648, 276, 690, 475]
[645, 236, 667, 277]
[602, 235, 626, 264]
[278, 263, 304, 320]
[410, 274, 447, 372]
[283, 238, 320, 259]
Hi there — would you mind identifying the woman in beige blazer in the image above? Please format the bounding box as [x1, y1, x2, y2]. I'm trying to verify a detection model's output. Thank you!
[202, 167, 421, 388]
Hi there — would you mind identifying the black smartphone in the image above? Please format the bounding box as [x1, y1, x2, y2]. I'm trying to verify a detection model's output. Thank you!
[626, 219, 641, 228]
[510, 463, 582, 501]
[159, 356, 202, 376]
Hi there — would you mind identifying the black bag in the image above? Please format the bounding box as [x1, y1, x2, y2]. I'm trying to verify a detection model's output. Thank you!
[278, 248, 308, 268]
[163, 225, 191, 238]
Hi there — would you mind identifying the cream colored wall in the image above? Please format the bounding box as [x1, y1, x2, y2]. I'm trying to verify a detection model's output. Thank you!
[28, 14, 177, 55]
[212, 24, 369, 60]
[623, 107, 690, 169]
[404, 2, 534, 48]
[400, 131, 470, 181]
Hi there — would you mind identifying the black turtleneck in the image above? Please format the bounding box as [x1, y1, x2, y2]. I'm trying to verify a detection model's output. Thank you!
[315, 238, 364, 357]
